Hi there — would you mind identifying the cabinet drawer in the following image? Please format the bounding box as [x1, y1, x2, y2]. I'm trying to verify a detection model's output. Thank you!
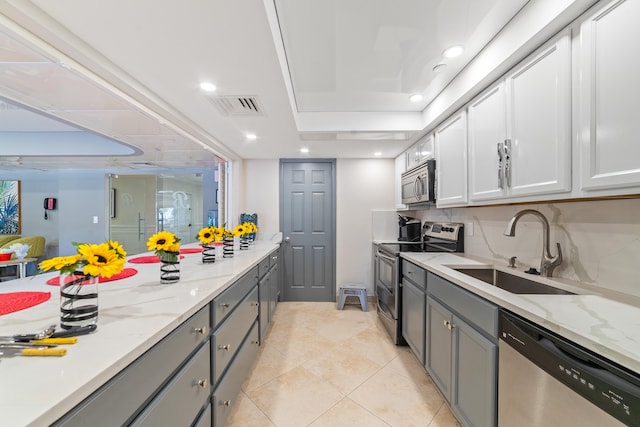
[131, 342, 211, 427]
[53, 305, 211, 427]
[194, 404, 212, 427]
[213, 266, 258, 327]
[428, 272, 498, 338]
[402, 259, 427, 290]
[213, 321, 260, 427]
[258, 257, 270, 279]
[269, 249, 279, 269]
[213, 285, 259, 382]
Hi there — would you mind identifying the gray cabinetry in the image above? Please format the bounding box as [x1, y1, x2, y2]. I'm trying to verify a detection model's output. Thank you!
[54, 256, 267, 427]
[426, 272, 498, 427]
[53, 306, 211, 427]
[401, 259, 427, 364]
[258, 247, 281, 343]
[131, 342, 212, 427]
[213, 321, 260, 427]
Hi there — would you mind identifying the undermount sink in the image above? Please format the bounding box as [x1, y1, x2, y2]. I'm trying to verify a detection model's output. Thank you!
[450, 266, 575, 295]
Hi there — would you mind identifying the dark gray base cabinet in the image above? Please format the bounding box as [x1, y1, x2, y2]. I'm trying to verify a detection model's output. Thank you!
[426, 272, 498, 427]
[402, 278, 426, 365]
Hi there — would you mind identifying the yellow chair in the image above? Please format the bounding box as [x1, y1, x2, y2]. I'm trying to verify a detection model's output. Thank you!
[0, 236, 46, 278]
[0, 235, 20, 248]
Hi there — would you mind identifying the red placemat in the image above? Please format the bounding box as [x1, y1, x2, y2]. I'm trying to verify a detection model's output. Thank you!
[180, 248, 202, 254]
[0, 292, 51, 315]
[45, 268, 139, 286]
[128, 255, 185, 264]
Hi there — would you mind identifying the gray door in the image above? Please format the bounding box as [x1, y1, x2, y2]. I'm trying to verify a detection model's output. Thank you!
[280, 160, 335, 301]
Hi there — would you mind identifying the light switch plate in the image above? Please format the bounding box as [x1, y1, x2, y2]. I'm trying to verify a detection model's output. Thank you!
[93, 216, 98, 224]
[466, 222, 474, 236]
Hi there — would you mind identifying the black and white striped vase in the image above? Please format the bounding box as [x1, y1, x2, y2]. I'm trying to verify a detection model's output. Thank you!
[160, 251, 180, 284]
[202, 243, 217, 263]
[239, 235, 250, 250]
[60, 272, 98, 330]
[222, 236, 234, 258]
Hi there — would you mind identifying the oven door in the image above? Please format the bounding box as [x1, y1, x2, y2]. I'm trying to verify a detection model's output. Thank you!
[375, 248, 398, 319]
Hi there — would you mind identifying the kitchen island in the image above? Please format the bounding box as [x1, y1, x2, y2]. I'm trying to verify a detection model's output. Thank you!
[0, 236, 281, 427]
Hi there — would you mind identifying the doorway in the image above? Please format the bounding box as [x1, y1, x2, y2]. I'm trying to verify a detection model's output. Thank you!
[109, 174, 206, 255]
[280, 160, 336, 301]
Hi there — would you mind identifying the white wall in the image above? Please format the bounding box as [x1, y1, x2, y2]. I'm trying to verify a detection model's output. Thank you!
[241, 159, 280, 237]
[336, 159, 396, 295]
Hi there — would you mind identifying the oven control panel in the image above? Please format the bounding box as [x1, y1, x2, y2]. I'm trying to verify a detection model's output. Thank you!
[423, 222, 462, 241]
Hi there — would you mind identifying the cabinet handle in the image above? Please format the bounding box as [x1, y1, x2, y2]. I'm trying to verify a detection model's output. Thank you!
[222, 400, 232, 407]
[219, 344, 231, 351]
[254, 302, 260, 307]
[197, 379, 208, 388]
[220, 303, 230, 308]
[443, 320, 455, 331]
[504, 139, 512, 188]
[497, 141, 504, 189]
[193, 326, 207, 335]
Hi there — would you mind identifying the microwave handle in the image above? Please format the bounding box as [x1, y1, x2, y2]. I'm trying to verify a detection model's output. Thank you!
[417, 175, 424, 200]
[414, 176, 419, 200]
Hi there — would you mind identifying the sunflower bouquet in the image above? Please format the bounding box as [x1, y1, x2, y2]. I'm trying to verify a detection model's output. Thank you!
[196, 226, 224, 245]
[147, 231, 181, 262]
[39, 240, 127, 278]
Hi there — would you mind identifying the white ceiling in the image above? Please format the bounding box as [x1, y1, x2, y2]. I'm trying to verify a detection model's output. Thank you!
[0, 0, 587, 170]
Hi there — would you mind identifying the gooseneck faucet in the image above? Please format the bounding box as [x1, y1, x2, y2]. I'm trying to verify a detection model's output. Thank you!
[504, 209, 563, 277]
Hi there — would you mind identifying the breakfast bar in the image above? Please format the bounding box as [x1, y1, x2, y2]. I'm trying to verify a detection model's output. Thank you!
[0, 237, 281, 427]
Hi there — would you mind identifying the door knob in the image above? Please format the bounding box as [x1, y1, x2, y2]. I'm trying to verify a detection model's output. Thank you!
[284, 236, 291, 242]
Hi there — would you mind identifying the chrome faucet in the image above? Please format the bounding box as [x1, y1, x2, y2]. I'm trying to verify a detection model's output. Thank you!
[504, 209, 563, 277]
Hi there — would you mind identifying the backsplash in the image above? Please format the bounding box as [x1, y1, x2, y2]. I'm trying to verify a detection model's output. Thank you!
[408, 198, 640, 298]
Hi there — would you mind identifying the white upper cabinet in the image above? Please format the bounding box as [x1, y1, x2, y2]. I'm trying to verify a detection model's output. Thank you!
[406, 133, 434, 171]
[579, 0, 640, 192]
[504, 29, 572, 198]
[468, 83, 507, 202]
[435, 110, 468, 207]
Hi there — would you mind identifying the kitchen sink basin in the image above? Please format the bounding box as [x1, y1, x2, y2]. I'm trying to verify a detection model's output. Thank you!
[450, 266, 575, 295]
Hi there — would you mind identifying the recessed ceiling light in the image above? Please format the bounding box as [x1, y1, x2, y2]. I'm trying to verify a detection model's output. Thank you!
[300, 147, 309, 154]
[443, 45, 464, 59]
[246, 133, 257, 140]
[409, 94, 423, 103]
[432, 63, 447, 74]
[199, 82, 217, 92]
[374, 151, 382, 156]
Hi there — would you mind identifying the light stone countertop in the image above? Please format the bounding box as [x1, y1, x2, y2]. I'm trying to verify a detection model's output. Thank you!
[400, 252, 640, 375]
[0, 237, 281, 427]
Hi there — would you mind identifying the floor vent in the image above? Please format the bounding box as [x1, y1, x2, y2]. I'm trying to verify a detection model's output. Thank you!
[206, 95, 264, 117]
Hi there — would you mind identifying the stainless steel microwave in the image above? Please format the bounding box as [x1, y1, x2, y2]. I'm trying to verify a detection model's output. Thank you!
[401, 159, 435, 205]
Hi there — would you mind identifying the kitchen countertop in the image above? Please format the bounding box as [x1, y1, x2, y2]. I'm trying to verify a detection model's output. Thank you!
[0, 236, 281, 427]
[400, 252, 640, 375]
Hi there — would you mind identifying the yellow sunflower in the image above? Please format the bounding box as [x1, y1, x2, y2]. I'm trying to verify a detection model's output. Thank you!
[147, 231, 179, 252]
[107, 240, 127, 259]
[78, 243, 124, 278]
[39, 255, 82, 272]
[211, 226, 224, 241]
[197, 227, 216, 244]
[233, 224, 246, 237]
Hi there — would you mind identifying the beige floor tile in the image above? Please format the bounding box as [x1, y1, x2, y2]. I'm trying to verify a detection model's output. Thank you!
[428, 404, 462, 427]
[247, 365, 344, 427]
[224, 390, 276, 427]
[308, 397, 390, 427]
[302, 344, 383, 394]
[242, 344, 298, 393]
[349, 362, 445, 427]
[385, 346, 429, 382]
[339, 326, 402, 366]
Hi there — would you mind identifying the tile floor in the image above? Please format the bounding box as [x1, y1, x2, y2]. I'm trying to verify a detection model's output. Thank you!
[226, 301, 462, 427]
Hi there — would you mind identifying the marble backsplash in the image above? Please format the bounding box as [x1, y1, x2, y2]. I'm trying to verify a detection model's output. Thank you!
[408, 198, 640, 298]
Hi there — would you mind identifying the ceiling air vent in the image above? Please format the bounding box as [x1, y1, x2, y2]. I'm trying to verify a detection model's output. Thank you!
[206, 95, 264, 117]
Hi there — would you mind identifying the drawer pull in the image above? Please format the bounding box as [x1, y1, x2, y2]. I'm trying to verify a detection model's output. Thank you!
[443, 320, 455, 331]
[193, 326, 207, 335]
[219, 344, 231, 351]
[254, 302, 260, 307]
[197, 379, 208, 388]
[220, 303, 230, 308]
[223, 400, 232, 407]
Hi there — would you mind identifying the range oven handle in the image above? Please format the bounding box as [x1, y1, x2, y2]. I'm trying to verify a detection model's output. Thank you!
[375, 249, 397, 263]
[424, 242, 457, 252]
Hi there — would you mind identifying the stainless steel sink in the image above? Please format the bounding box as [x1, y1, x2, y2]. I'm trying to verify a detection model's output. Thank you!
[450, 266, 575, 295]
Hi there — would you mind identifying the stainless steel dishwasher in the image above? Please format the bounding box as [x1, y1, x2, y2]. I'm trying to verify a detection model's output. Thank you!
[499, 310, 640, 427]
